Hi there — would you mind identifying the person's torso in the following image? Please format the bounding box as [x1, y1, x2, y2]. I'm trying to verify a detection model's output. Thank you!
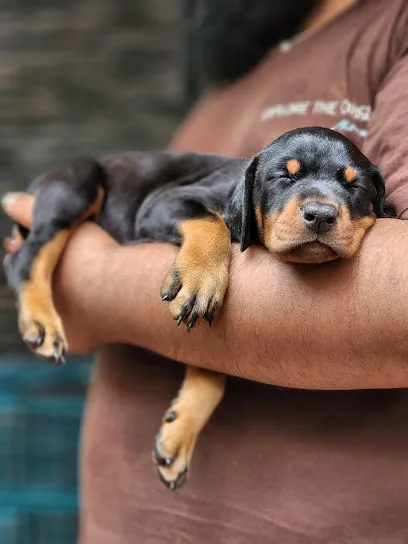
[83, 2, 408, 542]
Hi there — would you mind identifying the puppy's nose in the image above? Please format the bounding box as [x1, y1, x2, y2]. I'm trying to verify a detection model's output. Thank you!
[301, 202, 338, 233]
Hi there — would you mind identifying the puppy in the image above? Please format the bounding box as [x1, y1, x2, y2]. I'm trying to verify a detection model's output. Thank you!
[3, 127, 394, 490]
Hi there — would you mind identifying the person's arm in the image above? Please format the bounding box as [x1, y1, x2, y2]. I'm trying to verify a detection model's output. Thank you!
[7, 32, 408, 390]
[3, 193, 408, 391]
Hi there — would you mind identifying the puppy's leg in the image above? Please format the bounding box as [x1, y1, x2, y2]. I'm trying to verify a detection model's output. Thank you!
[4, 159, 105, 364]
[154, 367, 226, 490]
[156, 212, 231, 489]
[161, 212, 231, 329]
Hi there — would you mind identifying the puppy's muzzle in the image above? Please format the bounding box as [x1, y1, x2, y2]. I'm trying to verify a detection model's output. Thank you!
[301, 202, 338, 234]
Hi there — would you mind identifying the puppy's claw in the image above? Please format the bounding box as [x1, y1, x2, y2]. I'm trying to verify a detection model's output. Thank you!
[169, 468, 188, 491]
[160, 268, 182, 302]
[156, 456, 173, 468]
[187, 312, 199, 331]
[205, 311, 215, 327]
[23, 322, 45, 349]
[157, 466, 188, 492]
[177, 301, 195, 326]
[51, 346, 66, 366]
[153, 438, 174, 467]
[164, 410, 177, 423]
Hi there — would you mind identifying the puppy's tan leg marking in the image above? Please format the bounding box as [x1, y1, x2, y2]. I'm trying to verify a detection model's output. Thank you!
[79, 185, 105, 221]
[19, 229, 71, 364]
[161, 214, 231, 329]
[154, 367, 226, 490]
[18, 187, 105, 364]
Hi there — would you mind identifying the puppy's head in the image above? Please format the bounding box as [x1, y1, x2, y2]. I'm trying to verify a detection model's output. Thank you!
[241, 127, 394, 264]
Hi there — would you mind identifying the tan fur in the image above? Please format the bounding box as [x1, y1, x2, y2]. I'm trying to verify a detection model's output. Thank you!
[344, 167, 357, 183]
[161, 214, 231, 321]
[155, 368, 226, 487]
[325, 210, 375, 258]
[263, 196, 375, 263]
[286, 159, 301, 175]
[19, 229, 71, 360]
[255, 205, 264, 240]
[263, 196, 308, 256]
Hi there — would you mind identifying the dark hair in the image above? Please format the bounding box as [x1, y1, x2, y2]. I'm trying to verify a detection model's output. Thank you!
[180, 0, 321, 102]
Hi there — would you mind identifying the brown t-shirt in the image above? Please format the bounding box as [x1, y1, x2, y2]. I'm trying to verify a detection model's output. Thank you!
[80, 1, 408, 543]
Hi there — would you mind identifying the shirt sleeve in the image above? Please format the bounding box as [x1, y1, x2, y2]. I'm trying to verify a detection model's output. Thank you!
[363, 13, 408, 218]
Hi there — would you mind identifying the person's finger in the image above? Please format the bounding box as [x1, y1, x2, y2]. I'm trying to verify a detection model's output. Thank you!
[1, 192, 34, 228]
[3, 226, 24, 254]
[4, 237, 23, 254]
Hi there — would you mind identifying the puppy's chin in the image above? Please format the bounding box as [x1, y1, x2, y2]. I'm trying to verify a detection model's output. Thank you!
[274, 242, 339, 264]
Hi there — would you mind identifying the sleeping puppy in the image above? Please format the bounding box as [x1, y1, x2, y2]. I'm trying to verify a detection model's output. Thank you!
[3, 127, 394, 490]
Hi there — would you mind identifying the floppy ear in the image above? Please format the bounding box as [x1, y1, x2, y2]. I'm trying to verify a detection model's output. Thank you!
[371, 166, 395, 218]
[240, 155, 259, 251]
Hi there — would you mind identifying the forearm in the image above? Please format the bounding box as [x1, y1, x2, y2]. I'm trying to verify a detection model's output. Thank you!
[54, 219, 408, 390]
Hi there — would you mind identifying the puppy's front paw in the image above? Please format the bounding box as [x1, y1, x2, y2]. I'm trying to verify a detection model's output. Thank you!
[161, 216, 231, 330]
[153, 405, 198, 491]
[161, 259, 228, 331]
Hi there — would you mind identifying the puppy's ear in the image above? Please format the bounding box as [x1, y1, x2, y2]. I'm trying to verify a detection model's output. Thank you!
[371, 166, 395, 218]
[240, 155, 259, 251]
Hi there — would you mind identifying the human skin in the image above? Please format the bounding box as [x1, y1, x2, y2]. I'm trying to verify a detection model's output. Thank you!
[3, 191, 408, 391]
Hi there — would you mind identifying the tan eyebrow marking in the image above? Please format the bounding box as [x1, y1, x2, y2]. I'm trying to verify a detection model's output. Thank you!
[344, 167, 357, 183]
[286, 159, 301, 175]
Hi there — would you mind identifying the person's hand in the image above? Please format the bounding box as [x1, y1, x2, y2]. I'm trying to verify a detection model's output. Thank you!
[2, 192, 119, 354]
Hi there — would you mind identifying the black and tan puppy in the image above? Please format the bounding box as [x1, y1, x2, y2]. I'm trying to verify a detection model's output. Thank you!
[3, 127, 394, 490]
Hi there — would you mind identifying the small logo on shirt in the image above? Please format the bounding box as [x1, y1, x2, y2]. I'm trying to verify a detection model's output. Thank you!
[331, 119, 368, 138]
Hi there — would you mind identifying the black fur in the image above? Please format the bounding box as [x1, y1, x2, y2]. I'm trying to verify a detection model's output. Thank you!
[239, 156, 259, 252]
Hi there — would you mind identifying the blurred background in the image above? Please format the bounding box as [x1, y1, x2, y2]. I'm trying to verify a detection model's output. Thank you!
[0, 1, 185, 542]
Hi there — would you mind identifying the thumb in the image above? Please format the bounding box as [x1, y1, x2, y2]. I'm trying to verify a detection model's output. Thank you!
[1, 192, 35, 228]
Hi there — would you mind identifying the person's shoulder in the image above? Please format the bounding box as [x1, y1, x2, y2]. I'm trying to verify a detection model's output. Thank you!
[384, 0, 408, 59]
[356, 0, 408, 54]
